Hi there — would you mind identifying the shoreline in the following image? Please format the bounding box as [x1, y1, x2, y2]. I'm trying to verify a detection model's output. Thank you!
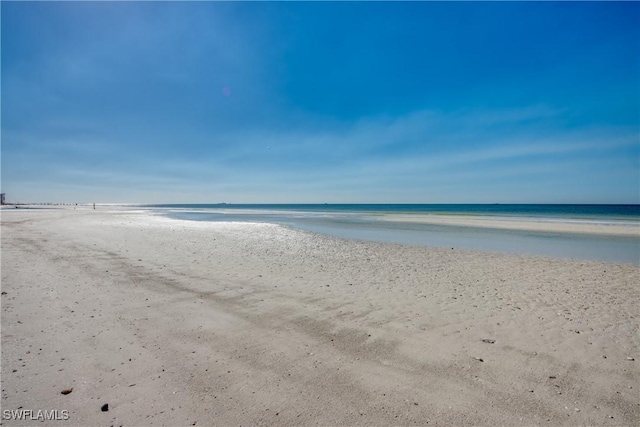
[4, 204, 639, 237]
[140, 206, 640, 237]
[5, 205, 639, 264]
[2, 208, 639, 425]
[148, 208, 640, 264]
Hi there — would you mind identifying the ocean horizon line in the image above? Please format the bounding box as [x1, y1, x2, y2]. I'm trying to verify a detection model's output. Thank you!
[8, 202, 639, 207]
[137, 203, 640, 222]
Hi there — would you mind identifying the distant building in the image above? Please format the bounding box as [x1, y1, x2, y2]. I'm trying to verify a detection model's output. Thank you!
[0, 193, 4, 205]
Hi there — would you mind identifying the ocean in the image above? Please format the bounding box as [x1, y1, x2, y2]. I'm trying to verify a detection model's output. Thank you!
[141, 204, 640, 264]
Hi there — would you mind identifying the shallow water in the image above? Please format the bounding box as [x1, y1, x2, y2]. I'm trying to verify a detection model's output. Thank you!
[145, 203, 640, 221]
[157, 208, 640, 265]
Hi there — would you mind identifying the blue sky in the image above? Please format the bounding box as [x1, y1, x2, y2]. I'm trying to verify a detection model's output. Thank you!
[2, 1, 638, 204]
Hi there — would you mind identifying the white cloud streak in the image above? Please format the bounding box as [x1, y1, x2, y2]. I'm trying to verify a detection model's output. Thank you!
[4, 104, 638, 203]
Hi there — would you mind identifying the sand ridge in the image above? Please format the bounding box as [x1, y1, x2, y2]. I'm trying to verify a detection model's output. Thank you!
[378, 214, 640, 237]
[1, 208, 638, 426]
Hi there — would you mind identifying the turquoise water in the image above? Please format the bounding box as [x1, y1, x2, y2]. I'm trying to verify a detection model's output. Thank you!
[142, 204, 640, 265]
[145, 204, 640, 220]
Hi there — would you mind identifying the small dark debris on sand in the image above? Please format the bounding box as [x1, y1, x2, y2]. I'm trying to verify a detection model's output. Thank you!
[101, 403, 109, 412]
[481, 339, 496, 344]
[61, 388, 73, 395]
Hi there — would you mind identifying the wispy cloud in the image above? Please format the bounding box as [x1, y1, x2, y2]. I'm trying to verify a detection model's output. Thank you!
[85, 105, 633, 203]
[2, 2, 637, 203]
[202, 106, 637, 171]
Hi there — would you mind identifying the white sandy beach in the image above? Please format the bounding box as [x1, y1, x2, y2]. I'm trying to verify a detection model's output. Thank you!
[1, 208, 638, 426]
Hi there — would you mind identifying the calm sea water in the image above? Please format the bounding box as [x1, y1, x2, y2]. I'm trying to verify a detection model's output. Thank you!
[145, 204, 640, 220]
[141, 204, 640, 265]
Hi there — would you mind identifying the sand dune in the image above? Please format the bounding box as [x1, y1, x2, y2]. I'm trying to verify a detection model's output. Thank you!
[1, 208, 638, 426]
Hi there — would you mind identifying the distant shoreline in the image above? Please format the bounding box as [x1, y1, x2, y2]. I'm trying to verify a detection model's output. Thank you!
[7, 204, 636, 263]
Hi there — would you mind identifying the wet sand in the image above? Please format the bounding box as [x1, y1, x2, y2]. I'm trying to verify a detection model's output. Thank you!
[379, 214, 640, 237]
[1, 208, 638, 426]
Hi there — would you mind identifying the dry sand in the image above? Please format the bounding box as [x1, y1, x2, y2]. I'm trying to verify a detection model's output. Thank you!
[1, 208, 638, 426]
